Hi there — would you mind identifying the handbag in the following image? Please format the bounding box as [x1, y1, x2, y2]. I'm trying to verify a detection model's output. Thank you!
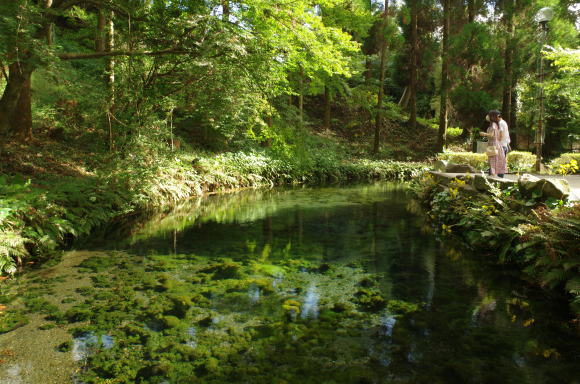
[486, 145, 498, 157]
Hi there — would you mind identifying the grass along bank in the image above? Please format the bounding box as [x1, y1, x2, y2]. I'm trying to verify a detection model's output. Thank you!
[414, 173, 580, 317]
[0, 135, 426, 276]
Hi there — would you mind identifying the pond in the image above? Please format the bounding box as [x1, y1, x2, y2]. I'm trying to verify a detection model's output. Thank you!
[0, 183, 578, 384]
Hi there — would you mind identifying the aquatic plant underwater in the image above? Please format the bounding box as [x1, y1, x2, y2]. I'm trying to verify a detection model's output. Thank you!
[0, 184, 578, 384]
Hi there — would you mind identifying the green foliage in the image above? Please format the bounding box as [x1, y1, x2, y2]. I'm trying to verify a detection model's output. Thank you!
[507, 151, 537, 172]
[518, 205, 580, 310]
[437, 151, 536, 172]
[0, 231, 27, 275]
[0, 136, 425, 274]
[550, 153, 580, 174]
[415, 173, 580, 314]
[542, 47, 580, 140]
[446, 127, 463, 139]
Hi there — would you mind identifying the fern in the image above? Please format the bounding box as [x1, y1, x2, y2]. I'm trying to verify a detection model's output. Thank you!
[0, 231, 29, 274]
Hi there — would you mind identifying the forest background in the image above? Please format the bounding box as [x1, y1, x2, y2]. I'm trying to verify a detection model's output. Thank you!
[1, 0, 578, 158]
[0, 0, 579, 275]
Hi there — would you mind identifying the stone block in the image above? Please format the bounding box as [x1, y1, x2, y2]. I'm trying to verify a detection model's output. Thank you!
[518, 174, 570, 200]
[473, 174, 516, 192]
[444, 163, 476, 173]
[433, 160, 448, 172]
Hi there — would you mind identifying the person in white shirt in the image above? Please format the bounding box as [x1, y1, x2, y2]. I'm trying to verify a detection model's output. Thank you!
[495, 110, 511, 155]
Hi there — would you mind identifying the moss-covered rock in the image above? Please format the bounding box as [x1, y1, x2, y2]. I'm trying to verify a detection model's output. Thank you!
[166, 294, 192, 318]
[136, 363, 172, 382]
[354, 289, 387, 312]
[65, 306, 92, 322]
[57, 340, 72, 352]
[200, 260, 243, 280]
[387, 299, 420, 314]
[162, 315, 182, 329]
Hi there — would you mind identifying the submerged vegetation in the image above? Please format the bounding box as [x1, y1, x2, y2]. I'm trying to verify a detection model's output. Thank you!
[1, 185, 578, 383]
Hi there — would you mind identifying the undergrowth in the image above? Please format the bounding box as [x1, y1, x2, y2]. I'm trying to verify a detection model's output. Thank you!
[0, 137, 426, 275]
[414, 173, 580, 316]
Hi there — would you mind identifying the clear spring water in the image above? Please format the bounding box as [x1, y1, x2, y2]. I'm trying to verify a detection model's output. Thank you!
[0, 183, 578, 384]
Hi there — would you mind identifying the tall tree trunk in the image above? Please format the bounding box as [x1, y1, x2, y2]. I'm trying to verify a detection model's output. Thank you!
[15, 73, 32, 140]
[467, 0, 475, 23]
[510, 74, 518, 148]
[458, 0, 478, 140]
[398, 86, 410, 108]
[299, 66, 304, 124]
[408, 0, 418, 130]
[0, 0, 54, 139]
[373, 1, 388, 154]
[437, 0, 450, 152]
[0, 62, 34, 138]
[105, 12, 115, 96]
[105, 11, 115, 150]
[501, 0, 514, 126]
[44, 0, 54, 45]
[364, 59, 373, 83]
[95, 9, 106, 52]
[323, 85, 331, 130]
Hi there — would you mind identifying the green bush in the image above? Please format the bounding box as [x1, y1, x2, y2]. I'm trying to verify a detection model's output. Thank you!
[437, 151, 535, 172]
[550, 153, 580, 174]
[437, 152, 487, 169]
[446, 127, 463, 138]
[506, 151, 536, 172]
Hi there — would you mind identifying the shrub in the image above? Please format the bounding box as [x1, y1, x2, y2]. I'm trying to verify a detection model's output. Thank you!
[446, 127, 463, 139]
[437, 152, 487, 169]
[506, 151, 536, 172]
[550, 153, 580, 174]
[414, 175, 580, 316]
[437, 151, 535, 172]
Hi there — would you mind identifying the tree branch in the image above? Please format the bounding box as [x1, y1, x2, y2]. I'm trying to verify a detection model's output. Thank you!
[55, 0, 131, 17]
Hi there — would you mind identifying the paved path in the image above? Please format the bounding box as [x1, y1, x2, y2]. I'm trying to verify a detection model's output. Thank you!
[433, 172, 580, 201]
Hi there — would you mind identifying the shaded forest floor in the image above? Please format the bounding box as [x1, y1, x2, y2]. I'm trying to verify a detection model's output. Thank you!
[0, 118, 445, 179]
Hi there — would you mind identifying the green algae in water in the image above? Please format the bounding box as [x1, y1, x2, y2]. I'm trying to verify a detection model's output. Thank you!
[0, 310, 28, 333]
[2, 183, 579, 384]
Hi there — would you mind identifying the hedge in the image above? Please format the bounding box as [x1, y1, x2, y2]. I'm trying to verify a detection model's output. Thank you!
[437, 151, 535, 172]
